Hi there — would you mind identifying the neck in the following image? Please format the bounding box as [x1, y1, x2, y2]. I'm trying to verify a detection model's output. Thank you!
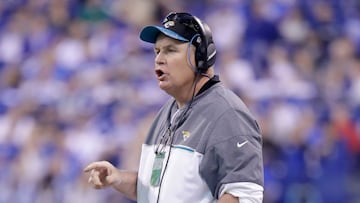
[175, 73, 212, 108]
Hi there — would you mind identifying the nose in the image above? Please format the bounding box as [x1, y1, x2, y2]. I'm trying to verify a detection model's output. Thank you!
[155, 52, 165, 66]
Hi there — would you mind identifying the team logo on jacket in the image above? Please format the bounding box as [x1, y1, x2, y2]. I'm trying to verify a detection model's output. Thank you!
[182, 130, 191, 141]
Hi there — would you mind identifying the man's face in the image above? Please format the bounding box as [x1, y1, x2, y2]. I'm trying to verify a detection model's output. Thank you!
[153, 34, 196, 96]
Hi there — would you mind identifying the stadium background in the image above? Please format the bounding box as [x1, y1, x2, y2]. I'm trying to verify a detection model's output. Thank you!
[0, 0, 359, 202]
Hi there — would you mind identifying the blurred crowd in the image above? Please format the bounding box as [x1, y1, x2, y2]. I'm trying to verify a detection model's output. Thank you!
[0, 0, 359, 203]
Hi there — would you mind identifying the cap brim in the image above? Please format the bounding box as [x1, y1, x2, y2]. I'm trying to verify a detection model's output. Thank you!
[140, 26, 189, 43]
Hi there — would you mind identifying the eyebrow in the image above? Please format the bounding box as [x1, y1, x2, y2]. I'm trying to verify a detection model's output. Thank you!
[154, 43, 178, 51]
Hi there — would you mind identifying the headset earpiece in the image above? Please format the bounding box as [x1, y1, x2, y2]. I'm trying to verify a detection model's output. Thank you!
[192, 16, 216, 73]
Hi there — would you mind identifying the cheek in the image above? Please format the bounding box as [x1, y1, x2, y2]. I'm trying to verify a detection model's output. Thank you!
[175, 65, 196, 85]
[174, 59, 194, 75]
[169, 55, 191, 73]
[167, 50, 196, 81]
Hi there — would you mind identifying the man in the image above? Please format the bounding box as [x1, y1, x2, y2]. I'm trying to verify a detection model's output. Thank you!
[84, 12, 264, 203]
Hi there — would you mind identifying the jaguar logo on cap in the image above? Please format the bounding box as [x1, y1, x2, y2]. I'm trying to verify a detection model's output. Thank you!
[164, 20, 175, 28]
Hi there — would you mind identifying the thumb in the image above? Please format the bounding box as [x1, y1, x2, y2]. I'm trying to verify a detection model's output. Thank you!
[106, 170, 120, 185]
[106, 168, 121, 185]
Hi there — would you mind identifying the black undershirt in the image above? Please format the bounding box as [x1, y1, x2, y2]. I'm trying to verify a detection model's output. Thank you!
[196, 75, 220, 96]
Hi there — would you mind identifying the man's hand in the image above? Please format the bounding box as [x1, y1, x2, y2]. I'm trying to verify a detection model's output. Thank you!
[84, 161, 138, 200]
[84, 161, 120, 189]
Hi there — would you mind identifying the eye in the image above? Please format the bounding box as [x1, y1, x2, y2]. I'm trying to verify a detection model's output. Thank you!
[166, 47, 178, 53]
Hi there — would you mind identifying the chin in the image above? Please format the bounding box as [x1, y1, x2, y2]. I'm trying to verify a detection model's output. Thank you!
[158, 83, 169, 91]
[158, 83, 173, 95]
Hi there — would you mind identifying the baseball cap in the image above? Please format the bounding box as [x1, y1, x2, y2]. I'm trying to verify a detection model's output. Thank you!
[140, 12, 199, 44]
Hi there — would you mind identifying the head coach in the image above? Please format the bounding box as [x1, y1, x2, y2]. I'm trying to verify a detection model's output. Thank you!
[84, 11, 264, 203]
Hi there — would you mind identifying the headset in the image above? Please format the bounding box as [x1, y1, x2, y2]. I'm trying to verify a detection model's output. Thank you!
[162, 12, 217, 73]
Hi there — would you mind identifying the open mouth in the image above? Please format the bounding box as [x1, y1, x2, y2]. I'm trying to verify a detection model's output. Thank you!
[155, 69, 165, 78]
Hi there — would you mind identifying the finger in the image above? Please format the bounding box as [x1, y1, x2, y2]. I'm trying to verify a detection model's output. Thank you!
[84, 163, 99, 172]
[84, 161, 107, 172]
[90, 170, 103, 187]
[88, 170, 95, 184]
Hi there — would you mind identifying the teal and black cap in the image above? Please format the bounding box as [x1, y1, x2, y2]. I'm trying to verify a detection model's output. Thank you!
[140, 12, 199, 43]
[140, 12, 217, 72]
